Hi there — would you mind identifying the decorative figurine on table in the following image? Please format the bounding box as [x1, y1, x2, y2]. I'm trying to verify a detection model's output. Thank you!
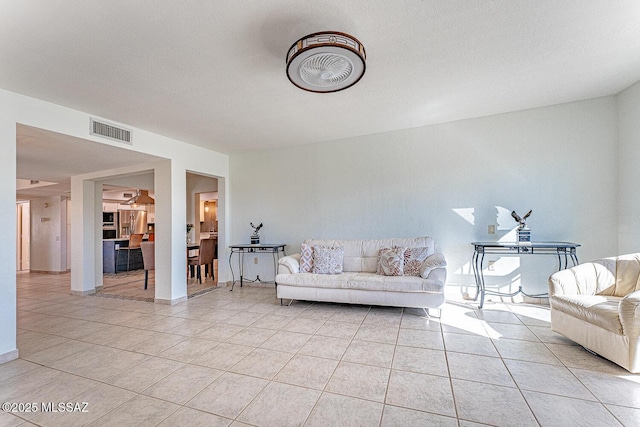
[511, 210, 532, 244]
[250, 222, 263, 244]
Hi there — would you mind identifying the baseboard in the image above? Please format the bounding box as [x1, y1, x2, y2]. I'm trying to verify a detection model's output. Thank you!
[0, 349, 19, 364]
[155, 296, 188, 305]
[70, 289, 96, 296]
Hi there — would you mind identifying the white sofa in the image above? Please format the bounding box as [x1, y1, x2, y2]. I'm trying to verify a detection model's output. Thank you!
[548, 254, 640, 373]
[275, 237, 446, 311]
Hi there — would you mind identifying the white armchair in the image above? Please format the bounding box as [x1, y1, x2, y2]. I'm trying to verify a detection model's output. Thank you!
[548, 254, 640, 373]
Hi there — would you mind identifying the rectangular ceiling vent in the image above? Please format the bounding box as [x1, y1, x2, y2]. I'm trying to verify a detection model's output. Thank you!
[90, 118, 132, 144]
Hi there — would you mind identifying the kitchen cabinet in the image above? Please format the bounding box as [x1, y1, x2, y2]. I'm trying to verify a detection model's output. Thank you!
[102, 202, 119, 212]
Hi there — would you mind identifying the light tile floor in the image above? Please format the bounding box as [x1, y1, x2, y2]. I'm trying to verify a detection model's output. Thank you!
[2, 272, 640, 426]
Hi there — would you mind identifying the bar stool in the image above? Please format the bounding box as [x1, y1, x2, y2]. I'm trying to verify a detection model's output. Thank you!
[116, 234, 144, 272]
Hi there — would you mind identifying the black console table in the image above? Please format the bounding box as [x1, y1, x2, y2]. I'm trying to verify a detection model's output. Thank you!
[471, 241, 580, 309]
[228, 244, 286, 291]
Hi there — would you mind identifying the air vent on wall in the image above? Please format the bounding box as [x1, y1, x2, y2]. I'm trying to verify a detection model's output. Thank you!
[90, 118, 132, 144]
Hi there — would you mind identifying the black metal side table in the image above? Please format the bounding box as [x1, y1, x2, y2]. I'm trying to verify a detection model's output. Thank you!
[228, 244, 286, 291]
[471, 241, 580, 308]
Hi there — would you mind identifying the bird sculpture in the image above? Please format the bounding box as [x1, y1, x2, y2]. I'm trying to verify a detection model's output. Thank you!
[511, 210, 532, 229]
[250, 222, 263, 233]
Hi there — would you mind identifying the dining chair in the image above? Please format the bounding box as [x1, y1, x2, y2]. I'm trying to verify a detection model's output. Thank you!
[188, 238, 216, 283]
[140, 241, 155, 290]
[116, 233, 144, 273]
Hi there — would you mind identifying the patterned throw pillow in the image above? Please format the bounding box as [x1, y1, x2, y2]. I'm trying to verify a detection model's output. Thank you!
[312, 246, 345, 274]
[404, 247, 430, 276]
[300, 243, 313, 273]
[378, 247, 406, 276]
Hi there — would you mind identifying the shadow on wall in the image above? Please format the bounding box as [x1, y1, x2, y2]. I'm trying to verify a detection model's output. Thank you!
[449, 206, 526, 301]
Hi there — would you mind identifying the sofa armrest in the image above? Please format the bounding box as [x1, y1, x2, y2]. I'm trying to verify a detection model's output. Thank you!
[426, 266, 446, 284]
[278, 254, 301, 274]
[620, 290, 640, 339]
[548, 262, 605, 296]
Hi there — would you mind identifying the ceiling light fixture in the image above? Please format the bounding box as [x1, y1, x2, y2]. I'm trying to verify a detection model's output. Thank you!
[286, 31, 366, 93]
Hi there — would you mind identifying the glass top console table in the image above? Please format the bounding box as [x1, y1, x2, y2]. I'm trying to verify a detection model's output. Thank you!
[228, 244, 286, 291]
[471, 241, 580, 309]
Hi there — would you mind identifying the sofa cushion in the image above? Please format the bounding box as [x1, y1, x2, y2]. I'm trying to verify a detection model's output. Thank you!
[304, 237, 435, 273]
[275, 271, 444, 293]
[378, 247, 406, 276]
[300, 243, 313, 273]
[551, 294, 623, 334]
[312, 246, 344, 274]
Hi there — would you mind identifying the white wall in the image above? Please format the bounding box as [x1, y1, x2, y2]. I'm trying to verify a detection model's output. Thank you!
[617, 81, 640, 254]
[30, 196, 67, 273]
[230, 97, 619, 295]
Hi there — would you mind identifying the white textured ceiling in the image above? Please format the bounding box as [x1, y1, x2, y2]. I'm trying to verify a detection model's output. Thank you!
[3, 1, 640, 155]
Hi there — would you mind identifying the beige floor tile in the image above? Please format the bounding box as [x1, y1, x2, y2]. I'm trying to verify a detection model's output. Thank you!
[492, 338, 562, 365]
[474, 309, 523, 324]
[440, 316, 488, 336]
[259, 330, 312, 353]
[527, 325, 577, 345]
[397, 328, 444, 350]
[157, 406, 232, 427]
[142, 364, 224, 404]
[326, 361, 390, 402]
[224, 327, 276, 347]
[315, 320, 360, 339]
[164, 319, 216, 337]
[102, 328, 160, 350]
[452, 379, 537, 426]
[223, 311, 266, 326]
[447, 352, 515, 387]
[524, 390, 622, 426]
[237, 381, 321, 426]
[298, 335, 351, 360]
[343, 340, 396, 368]
[133, 332, 186, 356]
[354, 325, 399, 345]
[0, 359, 41, 382]
[281, 316, 324, 334]
[21, 340, 95, 366]
[29, 383, 137, 427]
[158, 337, 219, 362]
[546, 343, 628, 374]
[0, 411, 24, 427]
[229, 348, 293, 379]
[274, 354, 338, 390]
[328, 308, 369, 324]
[381, 405, 458, 427]
[305, 392, 383, 427]
[392, 345, 449, 377]
[483, 322, 540, 341]
[50, 346, 148, 381]
[105, 356, 184, 392]
[386, 370, 455, 416]
[196, 323, 245, 341]
[298, 304, 339, 321]
[190, 342, 254, 370]
[505, 359, 597, 400]
[88, 394, 180, 427]
[11, 373, 99, 420]
[187, 372, 269, 419]
[443, 332, 499, 357]
[0, 366, 66, 401]
[605, 404, 640, 426]
[251, 313, 294, 330]
[16, 332, 69, 356]
[571, 368, 640, 408]
[400, 311, 443, 331]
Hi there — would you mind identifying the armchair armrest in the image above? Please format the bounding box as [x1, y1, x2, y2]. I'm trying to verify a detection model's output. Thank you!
[620, 290, 640, 339]
[278, 254, 301, 274]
